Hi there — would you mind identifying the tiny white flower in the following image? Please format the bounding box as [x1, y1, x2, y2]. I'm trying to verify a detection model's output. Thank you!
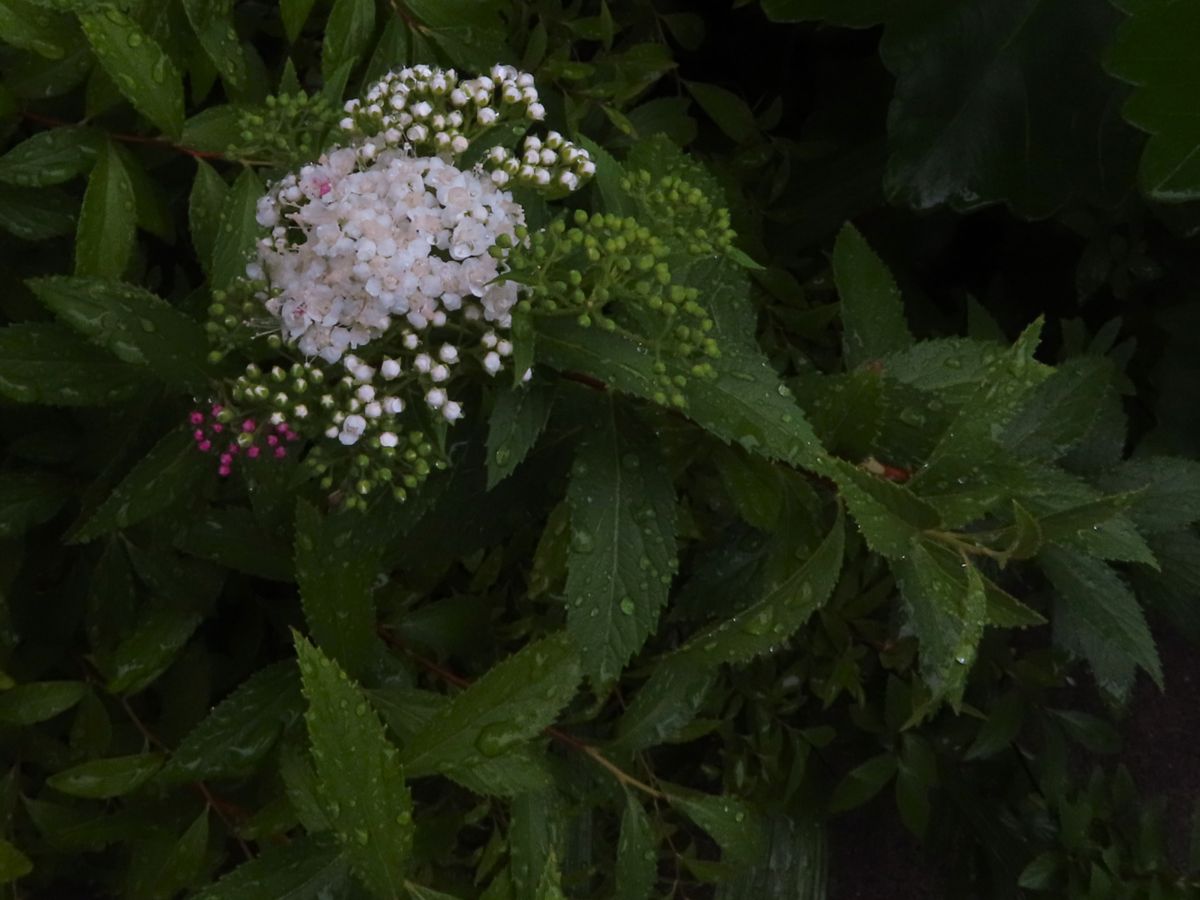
[483, 351, 502, 375]
[438, 344, 459, 364]
[356, 384, 376, 403]
[380, 431, 399, 448]
[381, 358, 401, 379]
[365, 401, 382, 418]
[293, 404, 309, 418]
[383, 396, 404, 414]
[425, 387, 447, 409]
[496, 339, 513, 356]
[431, 364, 450, 382]
[414, 353, 432, 373]
[443, 401, 463, 422]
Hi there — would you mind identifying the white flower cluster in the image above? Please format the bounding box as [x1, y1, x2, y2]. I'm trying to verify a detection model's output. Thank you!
[340, 64, 546, 156]
[252, 144, 524, 369]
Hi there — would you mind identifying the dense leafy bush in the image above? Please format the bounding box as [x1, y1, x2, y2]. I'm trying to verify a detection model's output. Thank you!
[0, 1, 1198, 897]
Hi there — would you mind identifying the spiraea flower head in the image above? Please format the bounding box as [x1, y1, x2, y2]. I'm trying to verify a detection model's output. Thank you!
[200, 65, 592, 507]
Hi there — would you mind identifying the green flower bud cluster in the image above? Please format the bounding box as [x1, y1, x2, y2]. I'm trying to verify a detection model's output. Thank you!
[203, 279, 276, 363]
[230, 92, 339, 166]
[624, 170, 737, 256]
[508, 209, 720, 407]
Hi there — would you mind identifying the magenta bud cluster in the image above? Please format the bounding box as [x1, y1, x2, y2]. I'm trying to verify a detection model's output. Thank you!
[189, 404, 299, 477]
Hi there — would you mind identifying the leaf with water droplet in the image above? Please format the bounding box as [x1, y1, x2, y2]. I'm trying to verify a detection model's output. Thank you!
[398, 633, 580, 779]
[78, 8, 184, 137]
[485, 380, 553, 489]
[675, 505, 845, 666]
[294, 633, 412, 897]
[564, 397, 678, 683]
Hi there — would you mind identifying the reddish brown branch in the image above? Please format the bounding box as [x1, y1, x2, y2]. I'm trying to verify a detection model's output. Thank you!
[20, 110, 227, 161]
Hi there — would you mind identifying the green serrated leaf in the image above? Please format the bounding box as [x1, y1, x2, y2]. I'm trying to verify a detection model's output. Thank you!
[192, 836, 349, 900]
[1006, 500, 1043, 561]
[161, 662, 302, 784]
[47, 753, 163, 799]
[403, 0, 512, 72]
[1041, 547, 1162, 698]
[0, 0, 77, 59]
[78, 7, 184, 137]
[181, 0, 245, 88]
[0, 126, 98, 186]
[819, 458, 937, 558]
[103, 607, 202, 695]
[322, 0, 374, 81]
[187, 158, 226, 277]
[295, 633, 413, 896]
[667, 786, 766, 869]
[0, 680, 86, 725]
[615, 793, 655, 900]
[72, 428, 207, 542]
[894, 541, 986, 707]
[832, 222, 912, 368]
[965, 691, 1025, 760]
[486, 382, 553, 489]
[211, 167, 262, 290]
[565, 398, 678, 683]
[399, 633, 580, 778]
[510, 791, 560, 898]
[1108, 1, 1200, 201]
[74, 139, 135, 278]
[675, 505, 844, 665]
[1100, 455, 1200, 534]
[1000, 356, 1112, 461]
[609, 659, 715, 754]
[294, 500, 381, 681]
[536, 284, 824, 471]
[28, 276, 209, 388]
[714, 814, 827, 900]
[370, 686, 552, 796]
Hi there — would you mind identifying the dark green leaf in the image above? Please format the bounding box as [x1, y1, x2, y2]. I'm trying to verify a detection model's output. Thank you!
[893, 542, 986, 707]
[0, 838, 32, 883]
[1109, 1, 1200, 200]
[0, 471, 72, 537]
[74, 139, 134, 279]
[881, 0, 1137, 215]
[819, 458, 937, 558]
[1000, 357, 1112, 461]
[674, 506, 844, 665]
[295, 633, 413, 897]
[1100, 455, 1200, 534]
[828, 753, 897, 812]
[294, 500, 381, 681]
[714, 815, 827, 900]
[181, 0, 245, 88]
[28, 276, 210, 388]
[211, 168, 262, 290]
[565, 398, 678, 683]
[103, 607, 202, 695]
[667, 787, 766, 868]
[832, 222, 912, 368]
[78, 7, 184, 137]
[609, 659, 715, 754]
[322, 0, 374, 81]
[192, 836, 349, 900]
[280, 0, 317, 43]
[0, 127, 97, 186]
[399, 633, 580, 777]
[1041, 547, 1162, 697]
[161, 662, 302, 783]
[0, 184, 76, 239]
[72, 428, 207, 542]
[615, 793, 655, 900]
[403, 0, 512, 71]
[47, 753, 163, 799]
[0, 681, 86, 725]
[189, 160, 229, 275]
[684, 81, 758, 143]
[485, 382, 553, 489]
